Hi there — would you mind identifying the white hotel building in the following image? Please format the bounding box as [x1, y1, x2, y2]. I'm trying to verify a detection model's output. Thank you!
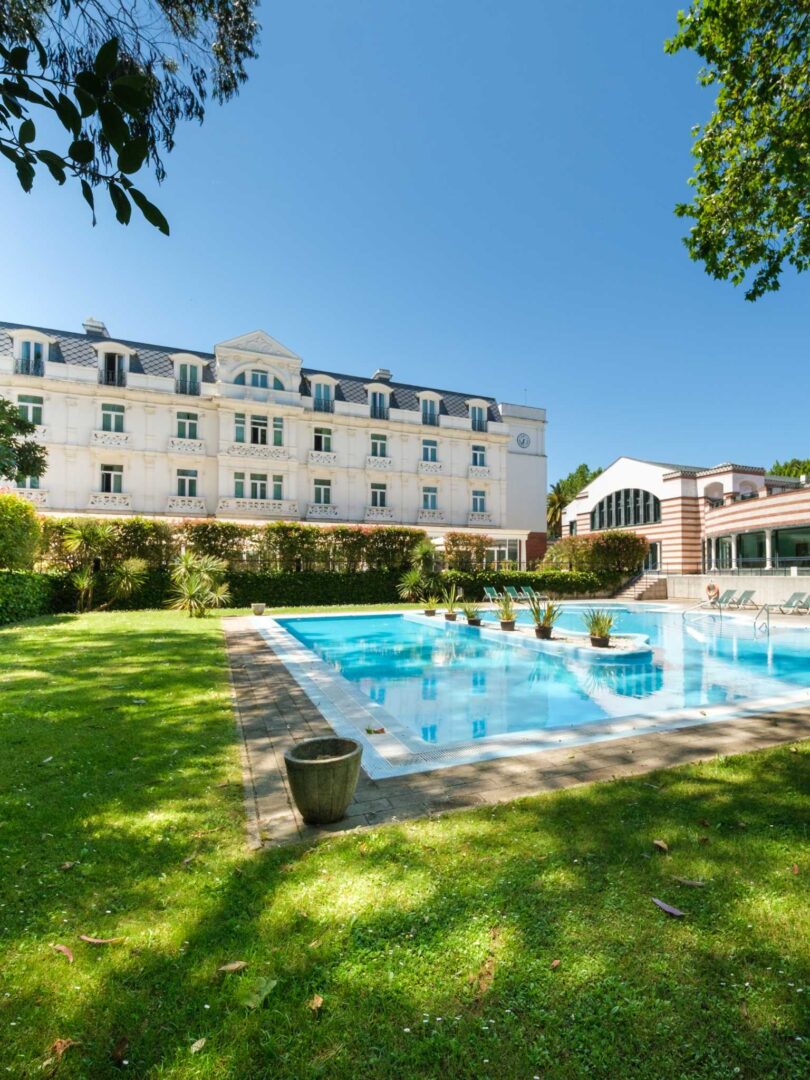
[0, 318, 548, 565]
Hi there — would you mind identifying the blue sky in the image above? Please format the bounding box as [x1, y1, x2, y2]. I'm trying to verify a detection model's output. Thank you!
[1, 1, 807, 482]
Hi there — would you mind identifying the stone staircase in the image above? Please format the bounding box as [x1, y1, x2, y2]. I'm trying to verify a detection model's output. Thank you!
[613, 572, 668, 602]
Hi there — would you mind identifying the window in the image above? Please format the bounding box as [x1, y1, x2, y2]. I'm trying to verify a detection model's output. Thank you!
[250, 415, 268, 445]
[250, 473, 267, 500]
[421, 397, 439, 426]
[314, 427, 332, 452]
[176, 362, 200, 395]
[101, 403, 125, 433]
[314, 478, 332, 505]
[177, 469, 198, 497]
[370, 483, 387, 508]
[234, 471, 245, 498]
[272, 474, 283, 500]
[234, 413, 246, 443]
[17, 395, 43, 425]
[100, 464, 123, 494]
[470, 404, 487, 432]
[313, 383, 333, 413]
[370, 390, 389, 420]
[422, 486, 438, 510]
[100, 352, 125, 387]
[273, 417, 284, 447]
[472, 444, 486, 467]
[177, 411, 198, 440]
[16, 474, 40, 490]
[569, 520, 577, 536]
[18, 341, 44, 374]
[472, 490, 486, 513]
[422, 439, 438, 462]
[236, 372, 284, 390]
[251, 369, 269, 388]
[590, 489, 661, 531]
[370, 433, 387, 458]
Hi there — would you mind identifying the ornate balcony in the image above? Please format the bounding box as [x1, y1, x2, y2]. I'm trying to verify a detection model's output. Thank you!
[91, 430, 131, 448]
[226, 442, 288, 460]
[168, 437, 206, 454]
[216, 498, 299, 517]
[366, 455, 393, 471]
[14, 358, 45, 377]
[308, 450, 338, 467]
[307, 503, 339, 519]
[417, 508, 446, 523]
[468, 465, 491, 480]
[468, 511, 493, 526]
[418, 460, 443, 475]
[87, 492, 132, 510]
[365, 505, 395, 521]
[13, 488, 47, 507]
[166, 496, 207, 514]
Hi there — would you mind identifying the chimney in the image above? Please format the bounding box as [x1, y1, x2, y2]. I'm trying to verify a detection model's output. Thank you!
[372, 367, 392, 382]
[83, 316, 108, 337]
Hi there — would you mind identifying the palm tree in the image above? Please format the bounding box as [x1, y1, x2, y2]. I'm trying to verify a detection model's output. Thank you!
[546, 481, 569, 539]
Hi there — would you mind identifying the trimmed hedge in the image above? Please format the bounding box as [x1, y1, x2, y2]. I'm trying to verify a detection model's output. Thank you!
[441, 569, 607, 599]
[0, 570, 54, 626]
[225, 570, 401, 608]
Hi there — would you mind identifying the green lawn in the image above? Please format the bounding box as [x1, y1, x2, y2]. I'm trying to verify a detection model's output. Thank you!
[1, 611, 808, 1079]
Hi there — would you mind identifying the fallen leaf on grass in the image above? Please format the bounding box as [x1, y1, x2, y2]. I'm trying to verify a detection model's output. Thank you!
[181, 854, 196, 866]
[698, 818, 711, 827]
[218, 961, 248, 973]
[190, 1038, 206, 1054]
[41, 756, 54, 765]
[792, 864, 799, 875]
[58, 861, 77, 871]
[111, 1035, 129, 1065]
[698, 836, 710, 845]
[236, 976, 278, 1010]
[80, 935, 124, 945]
[652, 897, 685, 918]
[308, 994, 324, 1013]
[365, 726, 386, 735]
[49, 1038, 79, 1060]
[51, 943, 74, 963]
[672, 876, 705, 888]
[653, 839, 669, 853]
[308, 939, 322, 949]
[550, 959, 561, 970]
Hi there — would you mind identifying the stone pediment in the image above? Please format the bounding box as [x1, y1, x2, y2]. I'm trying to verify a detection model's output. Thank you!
[215, 330, 301, 363]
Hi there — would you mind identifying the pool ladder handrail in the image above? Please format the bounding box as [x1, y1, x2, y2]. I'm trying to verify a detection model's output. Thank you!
[682, 600, 723, 623]
[753, 604, 771, 637]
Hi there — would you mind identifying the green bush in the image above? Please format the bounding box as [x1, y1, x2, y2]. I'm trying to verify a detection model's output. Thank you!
[441, 568, 606, 599]
[226, 570, 401, 607]
[0, 569, 52, 625]
[0, 494, 41, 570]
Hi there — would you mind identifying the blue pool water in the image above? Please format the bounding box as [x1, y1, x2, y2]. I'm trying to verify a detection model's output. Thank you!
[277, 607, 810, 752]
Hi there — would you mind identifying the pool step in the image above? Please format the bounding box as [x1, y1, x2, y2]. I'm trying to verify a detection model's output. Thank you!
[614, 573, 668, 602]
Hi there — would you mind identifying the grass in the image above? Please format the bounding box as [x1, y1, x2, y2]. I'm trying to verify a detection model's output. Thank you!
[0, 611, 808, 1079]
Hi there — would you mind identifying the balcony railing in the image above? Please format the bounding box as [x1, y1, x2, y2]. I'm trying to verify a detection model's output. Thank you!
[175, 378, 201, 396]
[98, 369, 127, 387]
[313, 398, 334, 413]
[421, 412, 439, 426]
[14, 359, 44, 376]
[471, 418, 488, 433]
[370, 404, 389, 420]
[307, 502, 339, 519]
[217, 497, 299, 517]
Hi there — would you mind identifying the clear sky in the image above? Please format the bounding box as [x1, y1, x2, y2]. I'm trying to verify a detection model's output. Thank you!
[1, 1, 807, 483]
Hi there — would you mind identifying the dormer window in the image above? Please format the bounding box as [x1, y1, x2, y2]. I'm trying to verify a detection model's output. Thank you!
[369, 389, 389, 420]
[467, 399, 488, 433]
[233, 369, 284, 390]
[313, 382, 334, 413]
[170, 354, 202, 396]
[11, 330, 55, 375]
[420, 393, 440, 427]
[100, 352, 126, 387]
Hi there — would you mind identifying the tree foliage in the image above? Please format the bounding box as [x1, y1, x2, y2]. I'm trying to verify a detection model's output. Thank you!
[0, 0, 259, 231]
[770, 457, 810, 477]
[547, 463, 602, 538]
[0, 396, 47, 481]
[667, 0, 810, 300]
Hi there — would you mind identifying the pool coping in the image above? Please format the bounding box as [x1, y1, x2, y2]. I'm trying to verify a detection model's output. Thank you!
[252, 607, 810, 780]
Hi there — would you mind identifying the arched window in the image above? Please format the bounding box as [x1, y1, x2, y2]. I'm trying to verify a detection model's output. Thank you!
[590, 489, 660, 531]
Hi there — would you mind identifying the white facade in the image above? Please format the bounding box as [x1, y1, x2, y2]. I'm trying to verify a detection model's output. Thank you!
[0, 320, 547, 563]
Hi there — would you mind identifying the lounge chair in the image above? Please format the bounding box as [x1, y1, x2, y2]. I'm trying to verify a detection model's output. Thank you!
[483, 586, 501, 603]
[520, 586, 550, 603]
[707, 589, 737, 608]
[776, 592, 807, 614]
[503, 586, 525, 603]
[726, 589, 756, 609]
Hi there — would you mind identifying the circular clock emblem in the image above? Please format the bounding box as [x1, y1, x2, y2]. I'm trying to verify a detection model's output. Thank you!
[516, 432, 531, 449]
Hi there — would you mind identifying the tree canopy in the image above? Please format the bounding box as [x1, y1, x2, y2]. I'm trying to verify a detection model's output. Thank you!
[0, 397, 47, 482]
[667, 1, 810, 300]
[0, 0, 260, 232]
[547, 463, 602, 538]
[770, 458, 810, 477]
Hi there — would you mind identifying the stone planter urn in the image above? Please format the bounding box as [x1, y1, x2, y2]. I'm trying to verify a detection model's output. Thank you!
[535, 625, 552, 639]
[284, 737, 362, 825]
[500, 620, 516, 632]
[590, 636, 610, 648]
[467, 618, 482, 627]
[444, 612, 457, 622]
[251, 603, 266, 616]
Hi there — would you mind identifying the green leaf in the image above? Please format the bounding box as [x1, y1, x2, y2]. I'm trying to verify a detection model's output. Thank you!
[75, 70, 104, 98]
[94, 38, 119, 80]
[15, 156, 34, 192]
[117, 137, 148, 175]
[80, 179, 97, 225]
[9, 46, 29, 71]
[1, 92, 23, 119]
[108, 180, 132, 225]
[74, 88, 97, 118]
[55, 94, 81, 137]
[129, 187, 170, 236]
[111, 75, 151, 115]
[29, 32, 47, 70]
[36, 149, 66, 184]
[18, 118, 35, 145]
[235, 977, 277, 1010]
[97, 101, 129, 153]
[68, 139, 95, 165]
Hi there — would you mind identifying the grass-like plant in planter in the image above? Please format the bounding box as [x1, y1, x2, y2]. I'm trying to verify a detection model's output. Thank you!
[583, 608, 615, 648]
[443, 583, 461, 621]
[423, 594, 439, 616]
[528, 596, 562, 639]
[496, 593, 516, 630]
[461, 601, 482, 627]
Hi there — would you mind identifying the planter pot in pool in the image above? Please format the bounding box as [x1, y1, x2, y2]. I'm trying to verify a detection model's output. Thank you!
[500, 620, 516, 631]
[251, 603, 266, 616]
[590, 636, 610, 648]
[444, 612, 457, 622]
[284, 737, 362, 825]
[467, 618, 482, 627]
[535, 625, 552, 639]
[424, 609, 437, 617]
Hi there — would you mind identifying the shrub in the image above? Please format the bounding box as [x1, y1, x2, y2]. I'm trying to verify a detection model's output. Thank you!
[0, 569, 52, 625]
[0, 494, 41, 570]
[441, 568, 605, 599]
[225, 570, 400, 608]
[588, 531, 650, 574]
[179, 521, 260, 567]
[443, 531, 491, 571]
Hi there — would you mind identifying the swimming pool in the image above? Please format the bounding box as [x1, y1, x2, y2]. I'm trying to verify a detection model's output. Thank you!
[259, 605, 810, 778]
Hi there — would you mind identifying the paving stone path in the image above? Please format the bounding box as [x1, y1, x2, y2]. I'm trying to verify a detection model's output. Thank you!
[224, 617, 810, 849]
